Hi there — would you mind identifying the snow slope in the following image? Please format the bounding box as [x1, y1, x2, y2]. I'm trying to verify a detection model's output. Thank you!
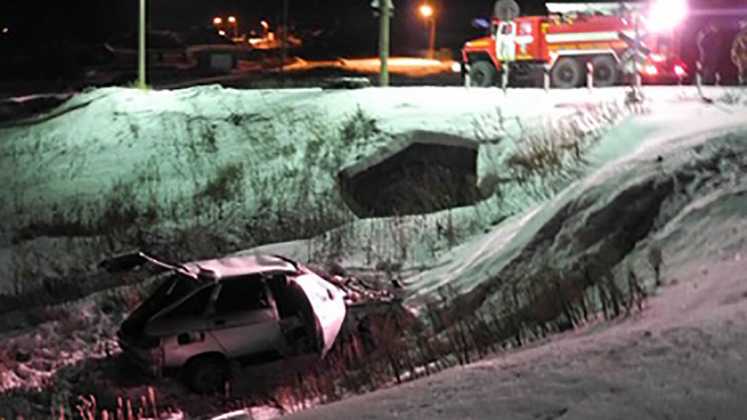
[0, 84, 745, 419]
[0, 85, 635, 292]
[285, 256, 747, 420]
[278, 89, 747, 420]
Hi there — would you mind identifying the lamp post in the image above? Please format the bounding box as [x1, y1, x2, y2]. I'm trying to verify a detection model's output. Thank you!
[419, 4, 436, 59]
[138, 0, 147, 89]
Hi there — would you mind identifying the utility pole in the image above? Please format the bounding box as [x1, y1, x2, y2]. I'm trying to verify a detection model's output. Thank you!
[379, 0, 391, 87]
[138, 0, 147, 89]
[281, 0, 289, 78]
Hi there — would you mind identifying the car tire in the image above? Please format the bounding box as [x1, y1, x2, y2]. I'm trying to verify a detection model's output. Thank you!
[469, 61, 498, 87]
[551, 57, 582, 88]
[591, 55, 619, 87]
[183, 354, 229, 394]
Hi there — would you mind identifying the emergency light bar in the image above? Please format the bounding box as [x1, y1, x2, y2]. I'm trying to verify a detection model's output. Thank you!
[546, 2, 644, 16]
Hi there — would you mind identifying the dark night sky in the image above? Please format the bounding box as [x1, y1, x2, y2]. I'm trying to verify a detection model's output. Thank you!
[1, 0, 743, 55]
[0, 0, 550, 54]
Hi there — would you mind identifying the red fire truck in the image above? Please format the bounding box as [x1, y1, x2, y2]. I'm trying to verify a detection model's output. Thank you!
[461, 1, 688, 88]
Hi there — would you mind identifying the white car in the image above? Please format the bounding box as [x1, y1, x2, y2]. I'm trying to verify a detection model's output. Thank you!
[111, 253, 346, 393]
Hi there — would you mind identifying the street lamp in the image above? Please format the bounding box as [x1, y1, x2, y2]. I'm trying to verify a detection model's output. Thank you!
[419, 4, 433, 18]
[227, 16, 238, 38]
[419, 4, 436, 59]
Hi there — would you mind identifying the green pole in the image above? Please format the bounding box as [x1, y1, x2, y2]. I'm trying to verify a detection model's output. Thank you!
[379, 0, 390, 87]
[138, 0, 147, 89]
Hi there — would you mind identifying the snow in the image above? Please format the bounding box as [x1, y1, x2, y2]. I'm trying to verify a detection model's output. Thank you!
[0, 85, 636, 288]
[284, 258, 747, 420]
[1, 83, 746, 418]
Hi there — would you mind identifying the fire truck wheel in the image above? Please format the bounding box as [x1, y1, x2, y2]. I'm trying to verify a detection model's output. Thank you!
[469, 61, 498, 87]
[591, 55, 619, 87]
[551, 57, 582, 89]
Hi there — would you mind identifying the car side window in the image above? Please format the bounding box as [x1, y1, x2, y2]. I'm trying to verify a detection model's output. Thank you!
[162, 286, 214, 319]
[214, 276, 270, 315]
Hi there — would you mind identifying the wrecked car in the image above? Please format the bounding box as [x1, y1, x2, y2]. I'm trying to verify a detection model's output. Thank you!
[104, 252, 346, 393]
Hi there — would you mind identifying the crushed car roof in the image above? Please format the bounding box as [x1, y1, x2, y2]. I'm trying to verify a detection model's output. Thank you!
[181, 254, 298, 279]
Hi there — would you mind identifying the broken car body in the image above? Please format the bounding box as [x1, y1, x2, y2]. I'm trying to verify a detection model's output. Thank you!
[106, 252, 346, 393]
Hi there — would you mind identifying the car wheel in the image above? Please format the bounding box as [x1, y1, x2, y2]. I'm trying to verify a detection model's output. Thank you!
[591, 55, 619, 87]
[183, 355, 228, 394]
[551, 57, 582, 88]
[469, 61, 498, 87]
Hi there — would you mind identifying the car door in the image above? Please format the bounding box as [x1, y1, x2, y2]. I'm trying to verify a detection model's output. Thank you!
[145, 284, 223, 368]
[207, 276, 283, 359]
[496, 21, 517, 62]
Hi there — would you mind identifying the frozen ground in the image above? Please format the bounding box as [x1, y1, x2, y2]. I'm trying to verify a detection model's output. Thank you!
[286, 257, 747, 420]
[0, 84, 745, 418]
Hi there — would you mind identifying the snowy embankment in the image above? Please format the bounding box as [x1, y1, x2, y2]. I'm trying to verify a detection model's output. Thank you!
[0, 85, 630, 294]
[277, 90, 747, 420]
[0, 83, 746, 418]
[254, 89, 747, 316]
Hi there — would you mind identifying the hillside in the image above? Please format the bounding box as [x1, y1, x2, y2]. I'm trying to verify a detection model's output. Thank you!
[0, 85, 745, 419]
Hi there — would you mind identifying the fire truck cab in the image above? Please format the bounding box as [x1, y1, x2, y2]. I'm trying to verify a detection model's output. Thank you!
[462, 2, 687, 88]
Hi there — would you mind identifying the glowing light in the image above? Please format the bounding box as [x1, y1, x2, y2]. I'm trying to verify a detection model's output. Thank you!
[218, 30, 227, 36]
[227, 16, 237, 24]
[1, 27, 8, 34]
[644, 64, 659, 76]
[419, 4, 434, 18]
[213, 17, 223, 26]
[649, 53, 666, 63]
[647, 0, 687, 33]
[674, 64, 686, 77]
[260, 20, 269, 30]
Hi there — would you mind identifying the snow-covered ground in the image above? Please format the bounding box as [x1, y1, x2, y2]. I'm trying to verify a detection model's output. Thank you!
[0, 84, 746, 418]
[285, 257, 747, 420]
[0, 85, 637, 290]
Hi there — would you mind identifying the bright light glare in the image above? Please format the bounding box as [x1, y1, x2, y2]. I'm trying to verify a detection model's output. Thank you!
[1, 27, 8, 34]
[218, 30, 227, 36]
[644, 64, 659, 76]
[213, 17, 223, 25]
[228, 16, 237, 24]
[260, 20, 269, 29]
[419, 4, 434, 18]
[647, 0, 687, 33]
[674, 64, 686, 77]
[649, 53, 666, 63]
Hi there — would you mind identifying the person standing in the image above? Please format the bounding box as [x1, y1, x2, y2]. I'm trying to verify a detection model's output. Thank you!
[696, 22, 723, 84]
[732, 20, 747, 85]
